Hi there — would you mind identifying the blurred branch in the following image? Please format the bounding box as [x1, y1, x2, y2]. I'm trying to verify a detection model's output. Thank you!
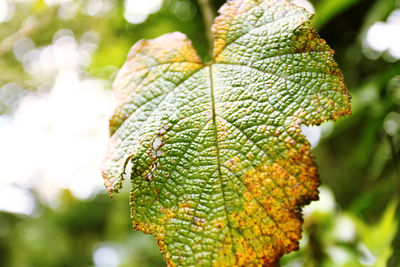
[0, 9, 56, 57]
[198, 0, 215, 56]
[312, 0, 362, 29]
[387, 135, 400, 197]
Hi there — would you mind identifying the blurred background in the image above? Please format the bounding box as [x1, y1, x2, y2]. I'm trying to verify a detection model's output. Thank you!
[0, 0, 399, 266]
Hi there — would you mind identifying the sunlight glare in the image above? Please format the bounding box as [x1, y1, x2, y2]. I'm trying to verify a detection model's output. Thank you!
[124, 0, 163, 24]
[0, 0, 15, 23]
[0, 73, 113, 205]
[93, 243, 122, 267]
[365, 9, 400, 60]
[0, 185, 35, 215]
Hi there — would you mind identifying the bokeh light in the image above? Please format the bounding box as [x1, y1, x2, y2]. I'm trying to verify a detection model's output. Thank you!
[124, 0, 163, 24]
[364, 9, 400, 61]
[0, 26, 114, 213]
[0, 0, 15, 23]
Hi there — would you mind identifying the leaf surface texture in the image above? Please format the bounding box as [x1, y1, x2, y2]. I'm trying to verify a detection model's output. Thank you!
[102, 0, 351, 265]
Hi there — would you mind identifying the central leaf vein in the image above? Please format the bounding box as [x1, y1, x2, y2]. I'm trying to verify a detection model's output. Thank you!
[209, 64, 237, 260]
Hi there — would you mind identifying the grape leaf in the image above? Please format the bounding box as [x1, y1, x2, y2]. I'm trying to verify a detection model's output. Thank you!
[102, 0, 351, 266]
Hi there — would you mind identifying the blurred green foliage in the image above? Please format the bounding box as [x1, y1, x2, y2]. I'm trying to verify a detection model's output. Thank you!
[0, 0, 399, 266]
[0, 191, 164, 266]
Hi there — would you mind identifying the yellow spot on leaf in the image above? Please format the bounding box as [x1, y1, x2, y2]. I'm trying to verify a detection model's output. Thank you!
[214, 144, 319, 266]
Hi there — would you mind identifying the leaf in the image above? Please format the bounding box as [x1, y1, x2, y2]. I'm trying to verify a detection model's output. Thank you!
[351, 199, 399, 267]
[102, 0, 351, 266]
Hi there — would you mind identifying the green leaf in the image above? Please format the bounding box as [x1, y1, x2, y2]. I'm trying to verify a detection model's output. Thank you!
[102, 0, 351, 265]
[351, 199, 399, 267]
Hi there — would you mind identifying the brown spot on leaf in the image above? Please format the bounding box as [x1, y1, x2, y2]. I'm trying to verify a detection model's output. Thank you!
[214, 144, 319, 266]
